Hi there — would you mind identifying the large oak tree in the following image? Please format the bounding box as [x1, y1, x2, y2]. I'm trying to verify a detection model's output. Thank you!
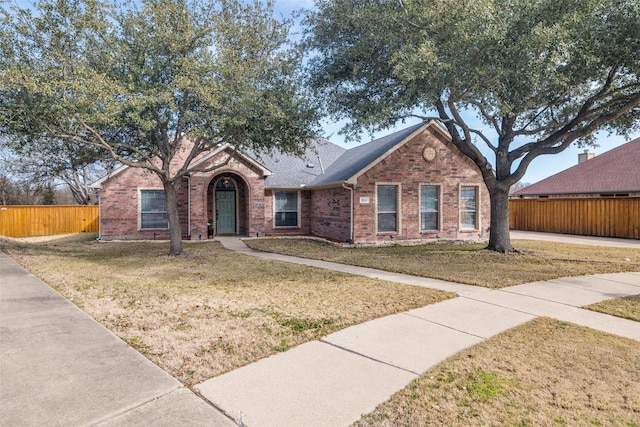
[305, 0, 640, 252]
[1, 0, 318, 255]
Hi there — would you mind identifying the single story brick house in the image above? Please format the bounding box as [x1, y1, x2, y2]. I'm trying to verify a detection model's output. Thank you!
[92, 121, 490, 243]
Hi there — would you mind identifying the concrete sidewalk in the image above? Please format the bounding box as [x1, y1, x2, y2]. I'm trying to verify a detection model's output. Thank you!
[510, 230, 640, 248]
[0, 252, 234, 427]
[196, 237, 640, 427]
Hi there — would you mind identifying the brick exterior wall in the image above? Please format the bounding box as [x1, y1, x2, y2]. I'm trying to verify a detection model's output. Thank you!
[98, 148, 267, 241]
[310, 187, 352, 242]
[350, 128, 490, 243]
[98, 167, 187, 241]
[97, 128, 490, 243]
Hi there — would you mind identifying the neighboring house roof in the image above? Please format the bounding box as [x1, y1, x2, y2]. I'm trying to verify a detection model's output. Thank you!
[515, 138, 640, 196]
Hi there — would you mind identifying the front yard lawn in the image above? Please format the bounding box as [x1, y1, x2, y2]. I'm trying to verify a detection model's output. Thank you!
[0, 233, 451, 387]
[584, 294, 640, 322]
[355, 317, 640, 426]
[244, 238, 640, 288]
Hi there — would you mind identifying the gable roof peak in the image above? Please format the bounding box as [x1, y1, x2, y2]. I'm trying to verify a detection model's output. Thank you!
[310, 121, 448, 187]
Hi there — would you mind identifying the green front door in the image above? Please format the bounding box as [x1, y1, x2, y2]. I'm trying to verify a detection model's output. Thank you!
[216, 191, 236, 234]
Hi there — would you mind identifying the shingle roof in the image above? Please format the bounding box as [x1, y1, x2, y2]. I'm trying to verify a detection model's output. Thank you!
[515, 138, 640, 196]
[92, 122, 437, 190]
[244, 122, 429, 188]
[244, 138, 346, 188]
[310, 122, 427, 186]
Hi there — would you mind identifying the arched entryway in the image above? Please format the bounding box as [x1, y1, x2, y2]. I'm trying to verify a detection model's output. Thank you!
[208, 173, 249, 236]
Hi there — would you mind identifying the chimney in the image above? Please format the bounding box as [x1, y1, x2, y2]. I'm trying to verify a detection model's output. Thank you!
[578, 149, 594, 164]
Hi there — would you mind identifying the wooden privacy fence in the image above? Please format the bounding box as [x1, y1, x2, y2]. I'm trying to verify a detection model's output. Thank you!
[0, 205, 99, 238]
[509, 198, 640, 240]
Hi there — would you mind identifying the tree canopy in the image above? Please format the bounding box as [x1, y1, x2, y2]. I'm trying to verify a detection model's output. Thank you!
[305, 0, 640, 252]
[1, 0, 319, 254]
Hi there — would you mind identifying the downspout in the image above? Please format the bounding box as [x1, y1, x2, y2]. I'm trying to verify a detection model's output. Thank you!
[96, 189, 102, 241]
[342, 182, 354, 243]
[186, 175, 191, 238]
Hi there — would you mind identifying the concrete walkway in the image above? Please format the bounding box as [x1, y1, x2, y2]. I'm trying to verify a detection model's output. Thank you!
[195, 235, 640, 427]
[1, 231, 638, 426]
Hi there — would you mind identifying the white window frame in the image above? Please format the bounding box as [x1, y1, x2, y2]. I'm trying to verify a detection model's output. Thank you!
[459, 184, 479, 230]
[419, 184, 441, 231]
[376, 183, 401, 233]
[273, 190, 300, 228]
[139, 188, 169, 230]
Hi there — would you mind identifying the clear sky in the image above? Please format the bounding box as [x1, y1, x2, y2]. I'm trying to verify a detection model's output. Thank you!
[274, 0, 640, 185]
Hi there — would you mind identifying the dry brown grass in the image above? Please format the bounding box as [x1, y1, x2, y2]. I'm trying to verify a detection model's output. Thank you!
[4, 234, 638, 425]
[245, 238, 640, 288]
[584, 295, 640, 322]
[354, 317, 640, 427]
[0, 233, 451, 387]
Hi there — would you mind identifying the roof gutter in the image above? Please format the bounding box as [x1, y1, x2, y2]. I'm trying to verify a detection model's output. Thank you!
[264, 176, 357, 189]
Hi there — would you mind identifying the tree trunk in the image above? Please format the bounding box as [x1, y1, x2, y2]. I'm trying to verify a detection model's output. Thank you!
[486, 185, 514, 253]
[163, 181, 183, 256]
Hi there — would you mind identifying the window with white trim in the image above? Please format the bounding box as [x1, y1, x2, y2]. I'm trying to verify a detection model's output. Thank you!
[274, 190, 299, 227]
[460, 185, 478, 230]
[420, 185, 440, 231]
[377, 184, 398, 232]
[140, 189, 168, 229]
